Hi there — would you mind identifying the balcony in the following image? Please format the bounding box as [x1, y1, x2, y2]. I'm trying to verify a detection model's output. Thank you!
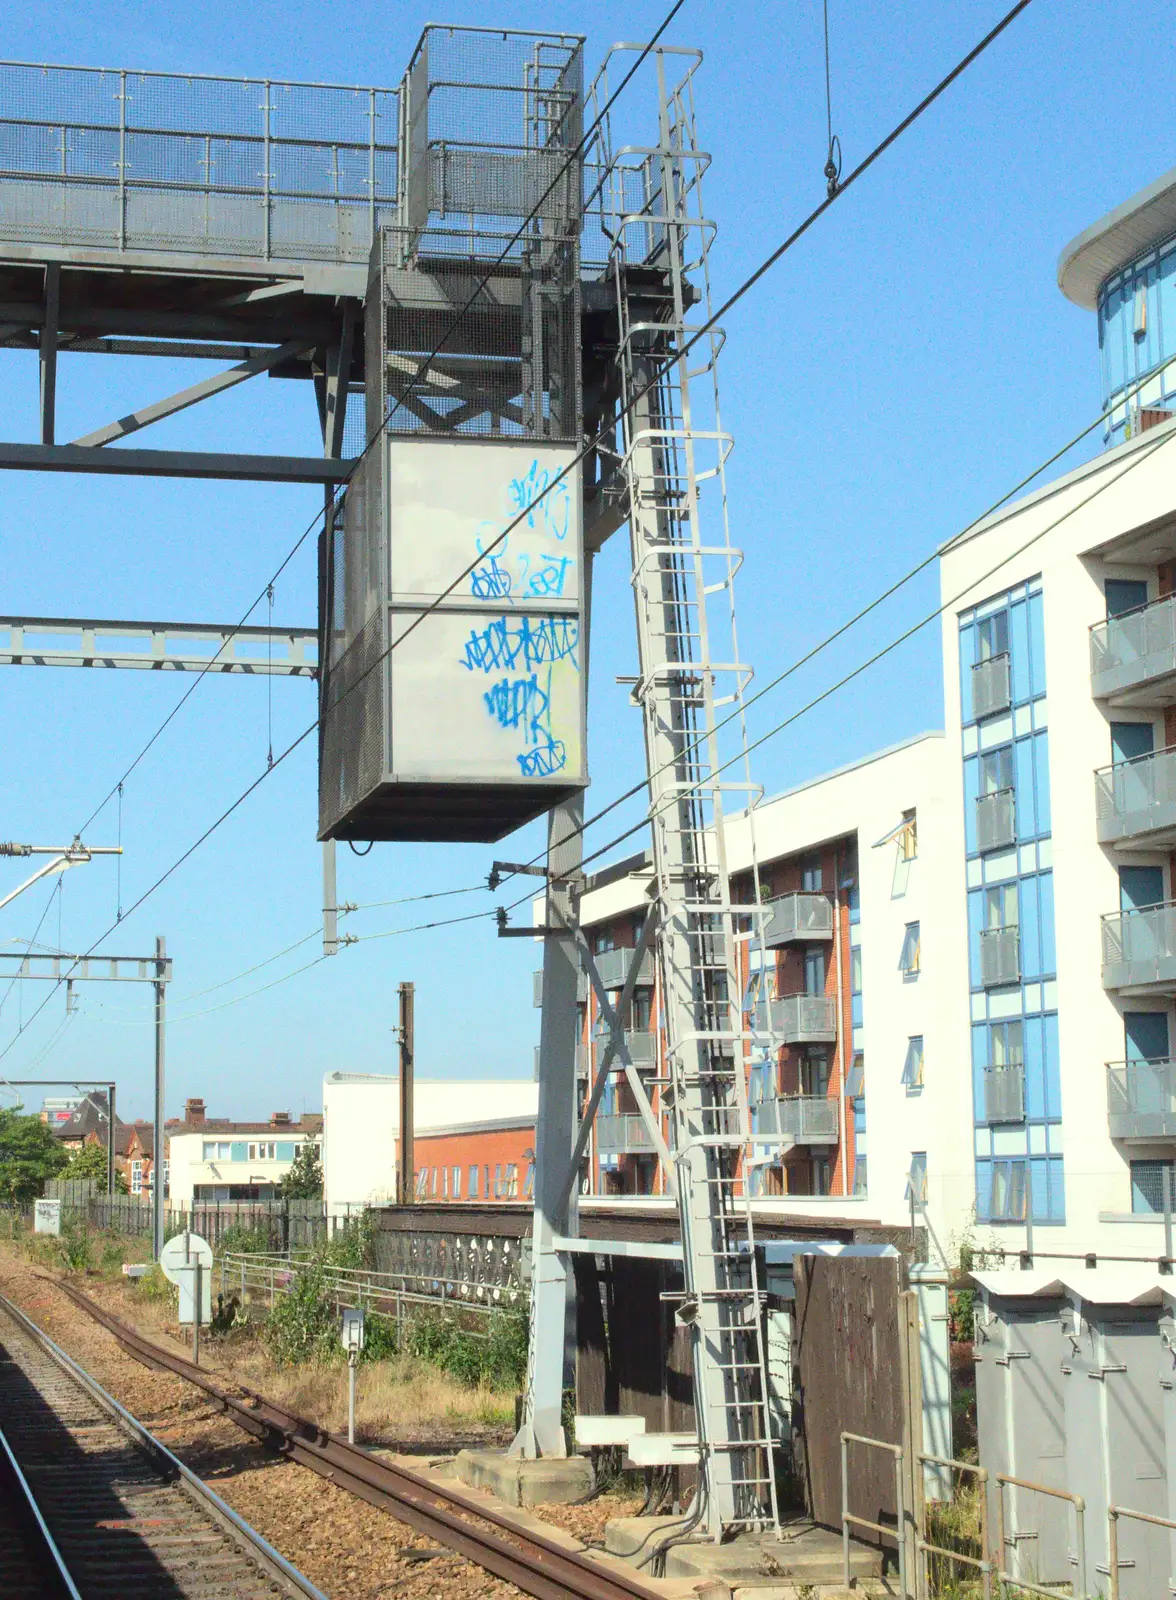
[594, 946, 656, 990]
[752, 1094, 839, 1145]
[976, 788, 1016, 853]
[979, 926, 1020, 988]
[984, 1064, 1025, 1124]
[592, 1029, 657, 1068]
[1090, 592, 1176, 706]
[1107, 1059, 1176, 1141]
[1101, 901, 1176, 994]
[762, 892, 834, 948]
[972, 653, 1011, 720]
[595, 1113, 657, 1156]
[538, 1042, 591, 1077]
[1095, 747, 1176, 846]
[768, 993, 838, 1044]
[533, 968, 589, 1005]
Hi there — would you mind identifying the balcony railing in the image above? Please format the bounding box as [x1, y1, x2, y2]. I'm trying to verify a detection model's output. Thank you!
[1091, 592, 1176, 701]
[595, 1113, 656, 1156]
[762, 892, 834, 948]
[591, 1029, 657, 1068]
[752, 1094, 839, 1145]
[594, 946, 656, 990]
[976, 788, 1016, 853]
[1101, 901, 1176, 991]
[768, 993, 838, 1043]
[979, 926, 1020, 988]
[1095, 747, 1176, 844]
[984, 1064, 1025, 1124]
[972, 653, 1011, 719]
[533, 970, 543, 1008]
[1107, 1059, 1176, 1140]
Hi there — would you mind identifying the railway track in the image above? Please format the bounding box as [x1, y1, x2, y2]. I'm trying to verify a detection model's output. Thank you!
[0, 1289, 328, 1599]
[50, 1277, 674, 1600]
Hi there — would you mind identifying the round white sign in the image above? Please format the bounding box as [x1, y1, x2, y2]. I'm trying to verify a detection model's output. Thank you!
[158, 1230, 213, 1287]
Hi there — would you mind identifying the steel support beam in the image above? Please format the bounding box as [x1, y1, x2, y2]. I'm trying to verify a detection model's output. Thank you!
[0, 443, 352, 482]
[0, 953, 173, 982]
[510, 559, 594, 1463]
[39, 263, 59, 445]
[0, 615, 318, 677]
[71, 338, 314, 448]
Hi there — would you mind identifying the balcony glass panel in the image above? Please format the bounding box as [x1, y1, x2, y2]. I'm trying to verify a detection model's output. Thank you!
[595, 1112, 656, 1156]
[984, 1064, 1025, 1123]
[976, 788, 1016, 853]
[768, 993, 838, 1043]
[1091, 591, 1176, 700]
[532, 969, 543, 1008]
[594, 946, 656, 989]
[752, 1094, 839, 1144]
[591, 1029, 656, 1068]
[1107, 1059, 1176, 1139]
[762, 892, 834, 948]
[1095, 747, 1176, 843]
[1101, 900, 1176, 991]
[979, 926, 1020, 988]
[972, 653, 1011, 719]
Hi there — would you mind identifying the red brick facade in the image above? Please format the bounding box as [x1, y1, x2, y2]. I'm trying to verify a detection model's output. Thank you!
[405, 1122, 535, 1202]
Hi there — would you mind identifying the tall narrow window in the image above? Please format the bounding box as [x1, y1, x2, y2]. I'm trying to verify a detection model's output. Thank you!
[899, 809, 917, 862]
[901, 1037, 924, 1089]
[899, 923, 921, 977]
[804, 946, 826, 996]
[990, 1159, 1028, 1222]
[452, 1165, 461, 1199]
[468, 1164, 479, 1198]
[979, 746, 1014, 795]
[906, 1152, 928, 1205]
[801, 855, 823, 892]
[985, 882, 1017, 931]
[977, 610, 1009, 661]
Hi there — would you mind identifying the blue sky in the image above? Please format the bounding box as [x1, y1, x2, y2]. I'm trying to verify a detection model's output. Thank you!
[1, 0, 1171, 1121]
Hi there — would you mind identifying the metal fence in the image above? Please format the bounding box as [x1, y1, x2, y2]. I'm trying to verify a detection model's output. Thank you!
[0, 60, 400, 263]
[83, 1195, 330, 1250]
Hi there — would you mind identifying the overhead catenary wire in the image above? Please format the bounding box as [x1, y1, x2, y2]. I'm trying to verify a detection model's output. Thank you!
[0, 0, 1034, 1059]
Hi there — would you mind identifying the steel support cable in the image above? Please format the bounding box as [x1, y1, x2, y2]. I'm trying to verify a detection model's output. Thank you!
[570, 426, 1176, 880]
[70, 6, 687, 843]
[497, 345, 1176, 891]
[0, 0, 1032, 1058]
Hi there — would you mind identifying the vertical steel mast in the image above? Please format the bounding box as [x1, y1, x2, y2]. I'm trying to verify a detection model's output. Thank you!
[593, 46, 780, 1536]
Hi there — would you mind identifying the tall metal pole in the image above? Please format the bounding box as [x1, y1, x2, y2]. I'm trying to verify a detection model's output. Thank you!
[107, 1081, 116, 1199]
[153, 934, 167, 1259]
[512, 557, 593, 1461]
[397, 982, 414, 1205]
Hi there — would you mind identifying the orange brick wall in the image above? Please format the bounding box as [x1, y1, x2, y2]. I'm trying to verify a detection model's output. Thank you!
[404, 1124, 535, 1201]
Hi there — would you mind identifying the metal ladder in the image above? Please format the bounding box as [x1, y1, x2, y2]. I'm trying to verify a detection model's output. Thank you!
[592, 46, 782, 1537]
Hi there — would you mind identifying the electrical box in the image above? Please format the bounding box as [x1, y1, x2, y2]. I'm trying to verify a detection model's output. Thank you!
[341, 1308, 365, 1354]
[318, 32, 587, 844]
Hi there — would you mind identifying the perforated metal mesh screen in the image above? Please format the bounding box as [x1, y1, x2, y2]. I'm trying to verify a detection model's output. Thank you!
[0, 62, 398, 262]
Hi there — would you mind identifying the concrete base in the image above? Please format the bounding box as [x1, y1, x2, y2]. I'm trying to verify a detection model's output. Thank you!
[454, 1448, 595, 1508]
[606, 1516, 888, 1590]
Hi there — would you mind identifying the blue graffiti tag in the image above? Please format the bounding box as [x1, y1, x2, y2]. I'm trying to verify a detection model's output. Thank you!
[468, 457, 574, 604]
[462, 616, 578, 776]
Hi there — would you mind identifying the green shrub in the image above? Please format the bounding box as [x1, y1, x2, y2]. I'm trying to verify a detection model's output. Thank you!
[405, 1307, 527, 1389]
[263, 1262, 340, 1366]
[218, 1222, 274, 1256]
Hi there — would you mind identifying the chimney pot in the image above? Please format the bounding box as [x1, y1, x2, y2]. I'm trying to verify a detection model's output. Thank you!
[184, 1097, 206, 1127]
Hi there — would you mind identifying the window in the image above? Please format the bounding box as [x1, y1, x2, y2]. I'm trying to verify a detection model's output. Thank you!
[483, 1164, 490, 1201]
[430, 1167, 438, 1196]
[505, 1163, 519, 1198]
[977, 609, 1009, 661]
[130, 1160, 142, 1195]
[524, 1162, 535, 1199]
[985, 882, 1017, 932]
[812, 1157, 831, 1196]
[898, 809, 917, 862]
[899, 923, 921, 977]
[1131, 1159, 1175, 1214]
[1105, 578, 1148, 619]
[845, 1053, 864, 1097]
[980, 746, 1014, 795]
[802, 1049, 829, 1097]
[593, 928, 615, 954]
[801, 855, 823, 892]
[468, 1164, 479, 1198]
[991, 1020, 1023, 1069]
[202, 1141, 230, 1161]
[630, 988, 653, 1033]
[415, 1168, 427, 1199]
[990, 1159, 1028, 1222]
[494, 1162, 503, 1198]
[905, 1152, 928, 1206]
[248, 1141, 277, 1161]
[902, 1036, 924, 1090]
[804, 946, 826, 996]
[441, 1166, 449, 1198]
[853, 1156, 868, 1197]
[850, 946, 863, 993]
[452, 1165, 461, 1199]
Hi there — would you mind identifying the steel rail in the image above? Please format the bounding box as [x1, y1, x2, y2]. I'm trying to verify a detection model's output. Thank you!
[0, 1288, 328, 1600]
[0, 1419, 83, 1599]
[50, 1277, 672, 1600]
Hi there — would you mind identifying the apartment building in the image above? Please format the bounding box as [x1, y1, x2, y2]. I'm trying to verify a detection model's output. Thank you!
[568, 732, 952, 1223]
[555, 164, 1176, 1260]
[166, 1098, 322, 1206]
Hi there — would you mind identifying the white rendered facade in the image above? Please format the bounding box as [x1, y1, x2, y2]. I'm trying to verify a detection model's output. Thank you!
[166, 1128, 320, 1207]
